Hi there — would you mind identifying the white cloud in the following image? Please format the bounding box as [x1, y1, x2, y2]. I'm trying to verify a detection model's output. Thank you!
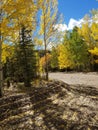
[55, 15, 98, 32]
[68, 18, 84, 30]
[55, 18, 84, 31]
[55, 16, 98, 32]
[54, 24, 68, 32]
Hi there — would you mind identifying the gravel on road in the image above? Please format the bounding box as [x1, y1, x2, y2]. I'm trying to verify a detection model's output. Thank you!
[49, 72, 98, 88]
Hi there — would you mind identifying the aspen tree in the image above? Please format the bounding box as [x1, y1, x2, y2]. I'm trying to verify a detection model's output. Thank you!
[39, 0, 61, 80]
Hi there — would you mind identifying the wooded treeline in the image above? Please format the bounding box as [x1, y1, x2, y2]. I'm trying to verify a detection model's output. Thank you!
[40, 10, 98, 72]
[0, 0, 98, 96]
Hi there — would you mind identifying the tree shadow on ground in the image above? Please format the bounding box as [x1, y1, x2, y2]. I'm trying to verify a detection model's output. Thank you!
[28, 81, 98, 130]
[0, 80, 98, 130]
[29, 82, 67, 130]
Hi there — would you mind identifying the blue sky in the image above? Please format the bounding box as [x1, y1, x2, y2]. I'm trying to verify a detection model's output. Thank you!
[58, 0, 98, 26]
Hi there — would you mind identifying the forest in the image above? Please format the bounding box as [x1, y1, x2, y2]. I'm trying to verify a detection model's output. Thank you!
[0, 0, 98, 129]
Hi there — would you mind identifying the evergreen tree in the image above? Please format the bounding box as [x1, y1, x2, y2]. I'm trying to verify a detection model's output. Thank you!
[69, 27, 89, 71]
[15, 26, 37, 87]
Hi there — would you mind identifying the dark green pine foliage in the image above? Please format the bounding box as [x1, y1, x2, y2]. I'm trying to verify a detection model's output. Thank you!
[50, 47, 59, 71]
[69, 27, 89, 71]
[15, 26, 37, 87]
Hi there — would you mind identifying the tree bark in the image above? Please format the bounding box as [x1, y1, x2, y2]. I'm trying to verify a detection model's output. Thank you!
[0, 36, 3, 97]
[0, 5, 3, 97]
[44, 41, 48, 81]
[43, 10, 48, 81]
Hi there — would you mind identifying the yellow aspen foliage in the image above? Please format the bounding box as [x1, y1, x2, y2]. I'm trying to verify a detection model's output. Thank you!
[1, 0, 39, 42]
[58, 44, 73, 69]
[78, 23, 93, 49]
[2, 44, 14, 63]
[91, 23, 98, 42]
[89, 47, 98, 55]
[39, 0, 62, 80]
[89, 47, 98, 63]
[39, 53, 51, 72]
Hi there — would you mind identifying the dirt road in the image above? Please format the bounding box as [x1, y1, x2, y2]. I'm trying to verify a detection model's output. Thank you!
[49, 72, 98, 87]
